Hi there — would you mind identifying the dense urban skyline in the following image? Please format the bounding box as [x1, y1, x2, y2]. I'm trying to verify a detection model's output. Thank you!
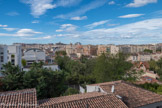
[0, 0, 162, 45]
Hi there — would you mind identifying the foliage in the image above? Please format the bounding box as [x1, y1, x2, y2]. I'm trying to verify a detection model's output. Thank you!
[55, 53, 133, 85]
[149, 60, 159, 72]
[1, 62, 67, 99]
[21, 59, 27, 67]
[1, 52, 135, 99]
[143, 49, 153, 53]
[23, 66, 66, 99]
[93, 53, 133, 83]
[0, 62, 25, 90]
[148, 58, 162, 81]
[138, 83, 162, 95]
[63, 87, 79, 96]
[55, 51, 67, 56]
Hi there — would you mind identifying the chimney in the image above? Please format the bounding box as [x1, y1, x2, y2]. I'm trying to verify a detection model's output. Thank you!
[111, 85, 115, 93]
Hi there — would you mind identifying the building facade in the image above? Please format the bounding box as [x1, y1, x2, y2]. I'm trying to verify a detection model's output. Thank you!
[7, 44, 22, 68]
[22, 48, 46, 66]
[0, 45, 8, 77]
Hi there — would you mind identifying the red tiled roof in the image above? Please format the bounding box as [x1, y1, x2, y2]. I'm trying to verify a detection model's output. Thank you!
[0, 88, 37, 108]
[38, 92, 128, 108]
[88, 81, 162, 108]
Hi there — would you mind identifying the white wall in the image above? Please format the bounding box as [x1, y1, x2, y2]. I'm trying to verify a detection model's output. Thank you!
[7, 45, 22, 68]
[23, 49, 45, 65]
[86, 85, 99, 92]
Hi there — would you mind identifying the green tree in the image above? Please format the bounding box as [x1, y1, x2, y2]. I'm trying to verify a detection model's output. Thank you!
[149, 60, 159, 72]
[93, 53, 133, 83]
[0, 62, 25, 91]
[143, 49, 153, 53]
[63, 88, 79, 96]
[138, 83, 162, 95]
[55, 51, 67, 56]
[21, 59, 27, 67]
[23, 62, 66, 99]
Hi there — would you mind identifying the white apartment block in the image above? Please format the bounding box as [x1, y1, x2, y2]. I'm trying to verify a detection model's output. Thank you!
[22, 48, 45, 66]
[0, 45, 8, 77]
[7, 44, 22, 69]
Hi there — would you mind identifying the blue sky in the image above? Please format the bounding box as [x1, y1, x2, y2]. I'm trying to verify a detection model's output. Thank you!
[0, 0, 162, 45]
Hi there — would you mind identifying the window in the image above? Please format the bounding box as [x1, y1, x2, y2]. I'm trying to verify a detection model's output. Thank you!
[0, 56, 3, 62]
[11, 59, 15, 65]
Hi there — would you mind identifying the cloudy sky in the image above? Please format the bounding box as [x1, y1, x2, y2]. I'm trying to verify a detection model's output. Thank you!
[0, 0, 162, 45]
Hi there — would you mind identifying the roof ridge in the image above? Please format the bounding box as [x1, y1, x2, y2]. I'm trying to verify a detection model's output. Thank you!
[51, 93, 109, 106]
[39, 93, 124, 107]
[0, 88, 36, 94]
[88, 80, 123, 86]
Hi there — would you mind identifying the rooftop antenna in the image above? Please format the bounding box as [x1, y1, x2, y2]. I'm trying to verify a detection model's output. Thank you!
[111, 85, 115, 93]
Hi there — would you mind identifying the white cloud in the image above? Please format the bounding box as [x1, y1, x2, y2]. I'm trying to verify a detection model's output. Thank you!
[55, 0, 108, 19]
[6, 12, 19, 16]
[0, 29, 42, 37]
[21, 0, 56, 18]
[21, 0, 82, 18]
[108, 1, 115, 5]
[119, 14, 144, 18]
[107, 23, 120, 26]
[16, 29, 42, 36]
[126, 0, 157, 7]
[56, 0, 82, 7]
[2, 28, 17, 31]
[0, 24, 8, 27]
[82, 18, 162, 41]
[24, 35, 52, 40]
[32, 20, 40, 23]
[55, 34, 79, 38]
[70, 16, 87, 20]
[55, 18, 162, 44]
[56, 29, 63, 32]
[85, 20, 109, 29]
[56, 24, 77, 32]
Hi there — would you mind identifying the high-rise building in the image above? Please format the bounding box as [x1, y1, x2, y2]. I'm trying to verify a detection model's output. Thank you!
[7, 44, 22, 69]
[0, 45, 8, 77]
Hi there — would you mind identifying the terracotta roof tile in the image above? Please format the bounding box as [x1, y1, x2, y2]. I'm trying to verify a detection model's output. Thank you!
[0, 88, 37, 108]
[38, 92, 128, 108]
[89, 81, 162, 107]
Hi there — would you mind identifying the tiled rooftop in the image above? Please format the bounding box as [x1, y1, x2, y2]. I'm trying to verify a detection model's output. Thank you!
[1, 80, 162, 108]
[89, 81, 162, 108]
[0, 88, 37, 108]
[38, 92, 128, 108]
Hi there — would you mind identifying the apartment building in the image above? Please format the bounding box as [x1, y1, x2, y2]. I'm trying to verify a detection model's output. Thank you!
[83, 45, 97, 56]
[22, 48, 45, 66]
[130, 44, 156, 53]
[7, 44, 22, 69]
[97, 45, 119, 55]
[0, 45, 8, 77]
[128, 52, 162, 62]
[66, 43, 77, 56]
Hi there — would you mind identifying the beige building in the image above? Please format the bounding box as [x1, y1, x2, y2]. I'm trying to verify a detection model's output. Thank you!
[97, 45, 119, 56]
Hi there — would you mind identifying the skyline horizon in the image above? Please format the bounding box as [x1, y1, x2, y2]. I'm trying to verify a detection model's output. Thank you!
[1, 41, 162, 46]
[0, 0, 162, 44]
